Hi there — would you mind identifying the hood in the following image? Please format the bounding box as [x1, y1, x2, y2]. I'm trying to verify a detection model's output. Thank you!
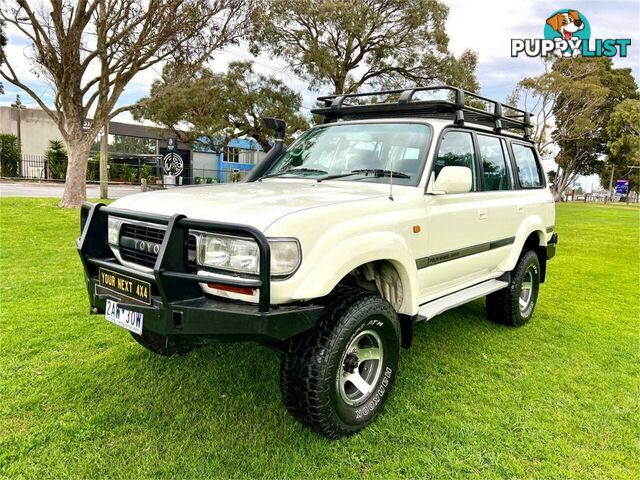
[109, 179, 386, 231]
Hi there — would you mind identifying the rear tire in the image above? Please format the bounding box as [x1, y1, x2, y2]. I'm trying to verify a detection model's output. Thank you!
[130, 331, 194, 356]
[280, 288, 401, 439]
[487, 250, 540, 327]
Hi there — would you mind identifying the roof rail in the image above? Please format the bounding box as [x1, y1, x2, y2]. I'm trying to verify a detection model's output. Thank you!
[312, 86, 533, 139]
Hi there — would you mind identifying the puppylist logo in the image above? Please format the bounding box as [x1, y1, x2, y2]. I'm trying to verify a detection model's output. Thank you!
[512, 9, 631, 58]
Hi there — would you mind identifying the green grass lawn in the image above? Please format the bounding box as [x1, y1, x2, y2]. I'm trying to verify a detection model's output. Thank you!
[0, 199, 638, 479]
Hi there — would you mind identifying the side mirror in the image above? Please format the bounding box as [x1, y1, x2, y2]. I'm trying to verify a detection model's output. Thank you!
[432, 166, 472, 194]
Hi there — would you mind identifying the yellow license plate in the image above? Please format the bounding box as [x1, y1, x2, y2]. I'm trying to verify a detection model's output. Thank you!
[98, 268, 151, 305]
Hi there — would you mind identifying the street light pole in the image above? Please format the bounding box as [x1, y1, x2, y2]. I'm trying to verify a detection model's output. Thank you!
[10, 95, 26, 177]
[608, 165, 615, 202]
[100, 122, 109, 199]
[626, 165, 640, 205]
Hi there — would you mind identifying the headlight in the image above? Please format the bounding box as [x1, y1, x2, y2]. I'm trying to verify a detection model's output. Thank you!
[107, 217, 123, 245]
[196, 233, 300, 276]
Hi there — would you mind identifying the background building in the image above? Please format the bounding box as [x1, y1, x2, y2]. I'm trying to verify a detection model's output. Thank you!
[0, 106, 264, 184]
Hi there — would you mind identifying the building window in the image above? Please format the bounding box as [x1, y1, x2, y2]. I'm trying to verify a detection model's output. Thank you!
[90, 134, 157, 155]
[224, 147, 239, 163]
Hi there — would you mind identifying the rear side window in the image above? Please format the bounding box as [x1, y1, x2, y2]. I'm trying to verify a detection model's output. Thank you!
[512, 143, 543, 188]
[477, 134, 509, 191]
[434, 131, 477, 191]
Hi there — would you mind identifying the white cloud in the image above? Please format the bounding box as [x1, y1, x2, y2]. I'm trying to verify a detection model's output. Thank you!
[2, 0, 638, 129]
[445, 0, 539, 63]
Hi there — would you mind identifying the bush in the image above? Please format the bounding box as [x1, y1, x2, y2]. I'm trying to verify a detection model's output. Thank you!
[0, 134, 20, 177]
[45, 140, 68, 180]
[109, 163, 120, 181]
[139, 164, 154, 180]
[86, 158, 100, 182]
[120, 164, 137, 183]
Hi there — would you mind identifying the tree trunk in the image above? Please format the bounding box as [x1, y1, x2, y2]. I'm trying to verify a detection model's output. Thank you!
[332, 76, 346, 95]
[60, 139, 91, 208]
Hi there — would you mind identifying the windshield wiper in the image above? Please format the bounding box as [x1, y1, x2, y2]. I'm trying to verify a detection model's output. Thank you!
[350, 169, 411, 179]
[261, 167, 328, 180]
[319, 169, 411, 182]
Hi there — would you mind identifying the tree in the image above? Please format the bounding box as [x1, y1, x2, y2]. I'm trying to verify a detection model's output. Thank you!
[251, 0, 479, 95]
[134, 61, 308, 153]
[604, 99, 640, 195]
[0, 0, 251, 207]
[45, 140, 68, 180]
[512, 58, 638, 200]
[0, 133, 20, 176]
[607, 99, 640, 163]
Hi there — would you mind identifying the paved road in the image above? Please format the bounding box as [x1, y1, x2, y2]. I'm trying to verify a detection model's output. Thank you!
[0, 182, 140, 199]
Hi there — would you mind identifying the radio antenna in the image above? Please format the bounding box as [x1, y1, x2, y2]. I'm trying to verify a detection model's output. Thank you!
[389, 156, 394, 201]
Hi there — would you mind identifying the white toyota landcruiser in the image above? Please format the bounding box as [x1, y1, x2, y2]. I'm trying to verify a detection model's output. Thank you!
[78, 86, 557, 438]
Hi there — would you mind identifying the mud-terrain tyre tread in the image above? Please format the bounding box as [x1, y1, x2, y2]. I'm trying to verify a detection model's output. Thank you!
[486, 249, 541, 327]
[280, 287, 400, 438]
[279, 287, 367, 426]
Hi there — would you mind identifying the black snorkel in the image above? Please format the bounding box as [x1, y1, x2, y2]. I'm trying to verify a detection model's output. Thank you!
[244, 118, 286, 182]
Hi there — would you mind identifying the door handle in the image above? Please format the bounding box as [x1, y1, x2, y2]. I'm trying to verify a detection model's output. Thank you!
[517, 206, 525, 213]
[478, 209, 488, 220]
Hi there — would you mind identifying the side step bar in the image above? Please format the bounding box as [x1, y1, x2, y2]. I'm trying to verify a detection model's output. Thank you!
[418, 278, 509, 321]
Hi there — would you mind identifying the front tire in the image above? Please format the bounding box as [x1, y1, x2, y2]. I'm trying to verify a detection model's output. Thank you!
[280, 289, 401, 439]
[486, 249, 541, 327]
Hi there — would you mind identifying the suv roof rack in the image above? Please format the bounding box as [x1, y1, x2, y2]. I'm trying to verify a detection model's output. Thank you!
[312, 86, 533, 140]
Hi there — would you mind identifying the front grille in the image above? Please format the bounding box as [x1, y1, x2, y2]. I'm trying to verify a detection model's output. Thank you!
[119, 223, 165, 268]
[122, 223, 165, 243]
[119, 222, 197, 269]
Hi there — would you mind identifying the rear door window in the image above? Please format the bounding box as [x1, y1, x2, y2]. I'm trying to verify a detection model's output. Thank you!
[477, 134, 510, 191]
[512, 143, 543, 188]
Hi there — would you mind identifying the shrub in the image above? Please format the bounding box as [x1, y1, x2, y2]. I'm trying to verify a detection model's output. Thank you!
[0, 134, 20, 177]
[45, 140, 68, 180]
[86, 157, 100, 182]
[140, 164, 154, 180]
[120, 164, 137, 183]
[109, 163, 120, 181]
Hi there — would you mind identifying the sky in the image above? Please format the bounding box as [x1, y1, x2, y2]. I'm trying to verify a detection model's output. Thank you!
[1, 0, 639, 186]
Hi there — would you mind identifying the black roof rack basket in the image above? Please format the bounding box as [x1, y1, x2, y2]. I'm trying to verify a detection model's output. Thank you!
[311, 86, 533, 139]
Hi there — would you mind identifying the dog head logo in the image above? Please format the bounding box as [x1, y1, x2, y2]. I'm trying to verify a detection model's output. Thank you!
[544, 9, 590, 56]
[546, 10, 584, 40]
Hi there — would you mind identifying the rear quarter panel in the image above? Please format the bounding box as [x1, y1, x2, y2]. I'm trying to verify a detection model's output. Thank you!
[500, 187, 555, 272]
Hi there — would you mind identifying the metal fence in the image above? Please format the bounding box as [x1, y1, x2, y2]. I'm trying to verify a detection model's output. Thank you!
[2, 155, 253, 185]
[19, 154, 48, 179]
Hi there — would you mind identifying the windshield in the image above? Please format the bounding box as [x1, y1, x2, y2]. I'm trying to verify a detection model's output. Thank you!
[263, 123, 431, 186]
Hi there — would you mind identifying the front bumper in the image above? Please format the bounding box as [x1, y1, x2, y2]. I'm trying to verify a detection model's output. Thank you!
[89, 279, 322, 342]
[78, 203, 323, 343]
